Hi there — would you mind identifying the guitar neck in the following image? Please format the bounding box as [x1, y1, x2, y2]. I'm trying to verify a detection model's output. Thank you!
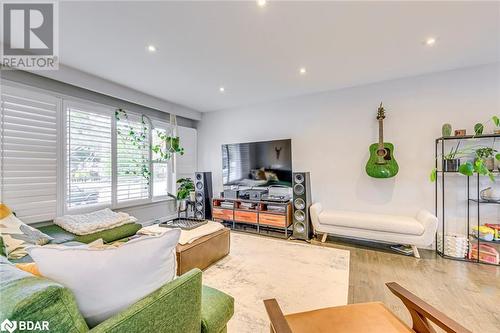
[378, 118, 384, 148]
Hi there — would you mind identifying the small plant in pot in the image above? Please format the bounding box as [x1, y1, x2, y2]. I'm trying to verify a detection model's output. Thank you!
[442, 142, 462, 172]
[475, 147, 497, 172]
[176, 178, 194, 211]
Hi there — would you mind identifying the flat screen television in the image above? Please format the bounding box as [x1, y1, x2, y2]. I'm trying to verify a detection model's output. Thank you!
[221, 139, 292, 188]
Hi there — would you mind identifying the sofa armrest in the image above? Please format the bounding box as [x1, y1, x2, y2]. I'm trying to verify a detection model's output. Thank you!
[415, 210, 438, 247]
[90, 269, 202, 333]
[309, 203, 323, 232]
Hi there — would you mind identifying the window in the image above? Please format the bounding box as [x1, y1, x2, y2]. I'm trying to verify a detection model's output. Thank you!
[116, 113, 151, 203]
[151, 121, 170, 198]
[0, 86, 60, 223]
[66, 103, 112, 209]
[176, 126, 197, 181]
[1, 83, 195, 222]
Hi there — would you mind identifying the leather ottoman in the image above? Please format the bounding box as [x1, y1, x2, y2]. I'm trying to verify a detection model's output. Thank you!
[176, 228, 230, 275]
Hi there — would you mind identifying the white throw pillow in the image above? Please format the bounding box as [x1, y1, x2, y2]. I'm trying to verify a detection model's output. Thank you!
[28, 229, 180, 327]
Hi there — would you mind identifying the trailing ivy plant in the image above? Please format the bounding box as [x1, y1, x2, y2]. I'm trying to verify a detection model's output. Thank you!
[430, 115, 500, 182]
[115, 109, 185, 185]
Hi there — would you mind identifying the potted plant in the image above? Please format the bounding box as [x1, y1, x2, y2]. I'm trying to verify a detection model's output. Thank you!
[475, 147, 497, 171]
[442, 141, 461, 172]
[176, 178, 194, 211]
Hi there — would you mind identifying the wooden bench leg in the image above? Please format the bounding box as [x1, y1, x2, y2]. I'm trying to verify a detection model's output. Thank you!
[321, 233, 328, 243]
[411, 245, 420, 259]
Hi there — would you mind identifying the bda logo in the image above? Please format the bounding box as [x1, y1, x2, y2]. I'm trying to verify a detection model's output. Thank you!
[0, 319, 17, 333]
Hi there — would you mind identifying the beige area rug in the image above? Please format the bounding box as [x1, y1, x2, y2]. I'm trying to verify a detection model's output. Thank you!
[203, 232, 350, 333]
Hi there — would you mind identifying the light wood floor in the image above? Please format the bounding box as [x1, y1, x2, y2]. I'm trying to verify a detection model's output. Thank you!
[311, 236, 500, 333]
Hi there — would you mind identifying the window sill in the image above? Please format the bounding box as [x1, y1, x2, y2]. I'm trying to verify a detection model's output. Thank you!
[65, 197, 175, 215]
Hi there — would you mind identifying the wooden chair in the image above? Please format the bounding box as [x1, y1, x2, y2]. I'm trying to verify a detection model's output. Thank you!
[263, 282, 471, 333]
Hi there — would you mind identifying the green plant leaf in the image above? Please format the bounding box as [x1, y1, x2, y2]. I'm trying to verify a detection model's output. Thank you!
[458, 162, 474, 176]
[493, 115, 500, 127]
[488, 172, 496, 182]
[473, 159, 489, 175]
[496, 153, 500, 161]
[430, 169, 437, 182]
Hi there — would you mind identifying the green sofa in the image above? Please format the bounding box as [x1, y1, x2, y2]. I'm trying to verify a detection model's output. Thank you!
[0, 258, 234, 333]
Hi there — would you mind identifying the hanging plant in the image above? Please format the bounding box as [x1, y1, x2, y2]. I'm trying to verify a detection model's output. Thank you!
[115, 109, 185, 183]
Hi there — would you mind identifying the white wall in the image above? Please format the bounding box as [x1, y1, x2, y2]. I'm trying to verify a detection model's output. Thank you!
[197, 64, 500, 219]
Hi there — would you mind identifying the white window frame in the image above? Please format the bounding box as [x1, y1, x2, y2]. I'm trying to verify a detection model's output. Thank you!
[150, 119, 174, 202]
[114, 110, 153, 209]
[62, 99, 115, 215]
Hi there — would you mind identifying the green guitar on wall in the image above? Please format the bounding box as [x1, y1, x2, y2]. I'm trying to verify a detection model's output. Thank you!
[365, 103, 399, 178]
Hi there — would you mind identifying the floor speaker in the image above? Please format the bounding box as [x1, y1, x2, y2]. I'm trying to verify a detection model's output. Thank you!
[194, 172, 213, 220]
[292, 172, 312, 240]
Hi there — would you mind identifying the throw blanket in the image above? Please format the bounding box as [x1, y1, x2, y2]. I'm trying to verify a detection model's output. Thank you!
[138, 221, 225, 245]
[54, 209, 137, 235]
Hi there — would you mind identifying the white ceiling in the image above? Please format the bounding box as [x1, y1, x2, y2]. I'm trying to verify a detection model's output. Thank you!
[59, 1, 499, 112]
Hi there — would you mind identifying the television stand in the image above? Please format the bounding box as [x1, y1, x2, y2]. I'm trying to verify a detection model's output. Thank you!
[211, 197, 292, 239]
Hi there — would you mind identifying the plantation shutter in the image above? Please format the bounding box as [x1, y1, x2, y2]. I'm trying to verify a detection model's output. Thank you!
[116, 112, 150, 203]
[0, 86, 60, 223]
[151, 119, 170, 198]
[176, 126, 197, 180]
[66, 102, 112, 210]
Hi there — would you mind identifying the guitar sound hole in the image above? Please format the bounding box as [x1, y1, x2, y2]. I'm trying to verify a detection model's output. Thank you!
[383, 148, 392, 161]
[376, 148, 392, 164]
[377, 149, 388, 157]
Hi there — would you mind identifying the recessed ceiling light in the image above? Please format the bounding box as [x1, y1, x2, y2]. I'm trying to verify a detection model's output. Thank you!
[257, 0, 267, 7]
[424, 37, 437, 46]
[299, 67, 307, 75]
[219, 87, 225, 93]
[147, 45, 157, 52]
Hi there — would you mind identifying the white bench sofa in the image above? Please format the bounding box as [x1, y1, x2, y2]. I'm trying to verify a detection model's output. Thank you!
[309, 203, 438, 258]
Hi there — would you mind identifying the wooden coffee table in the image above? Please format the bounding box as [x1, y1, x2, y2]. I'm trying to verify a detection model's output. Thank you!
[176, 227, 230, 275]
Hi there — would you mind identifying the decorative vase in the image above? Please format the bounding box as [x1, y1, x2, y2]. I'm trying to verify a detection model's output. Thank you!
[178, 199, 187, 212]
[443, 159, 460, 172]
[474, 123, 484, 135]
[480, 185, 500, 202]
[189, 191, 196, 202]
[484, 157, 495, 171]
[442, 123, 452, 137]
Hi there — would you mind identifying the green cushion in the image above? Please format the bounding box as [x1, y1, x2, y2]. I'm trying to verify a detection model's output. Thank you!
[37, 224, 76, 244]
[90, 269, 203, 333]
[38, 223, 142, 244]
[201, 286, 234, 333]
[0, 257, 89, 333]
